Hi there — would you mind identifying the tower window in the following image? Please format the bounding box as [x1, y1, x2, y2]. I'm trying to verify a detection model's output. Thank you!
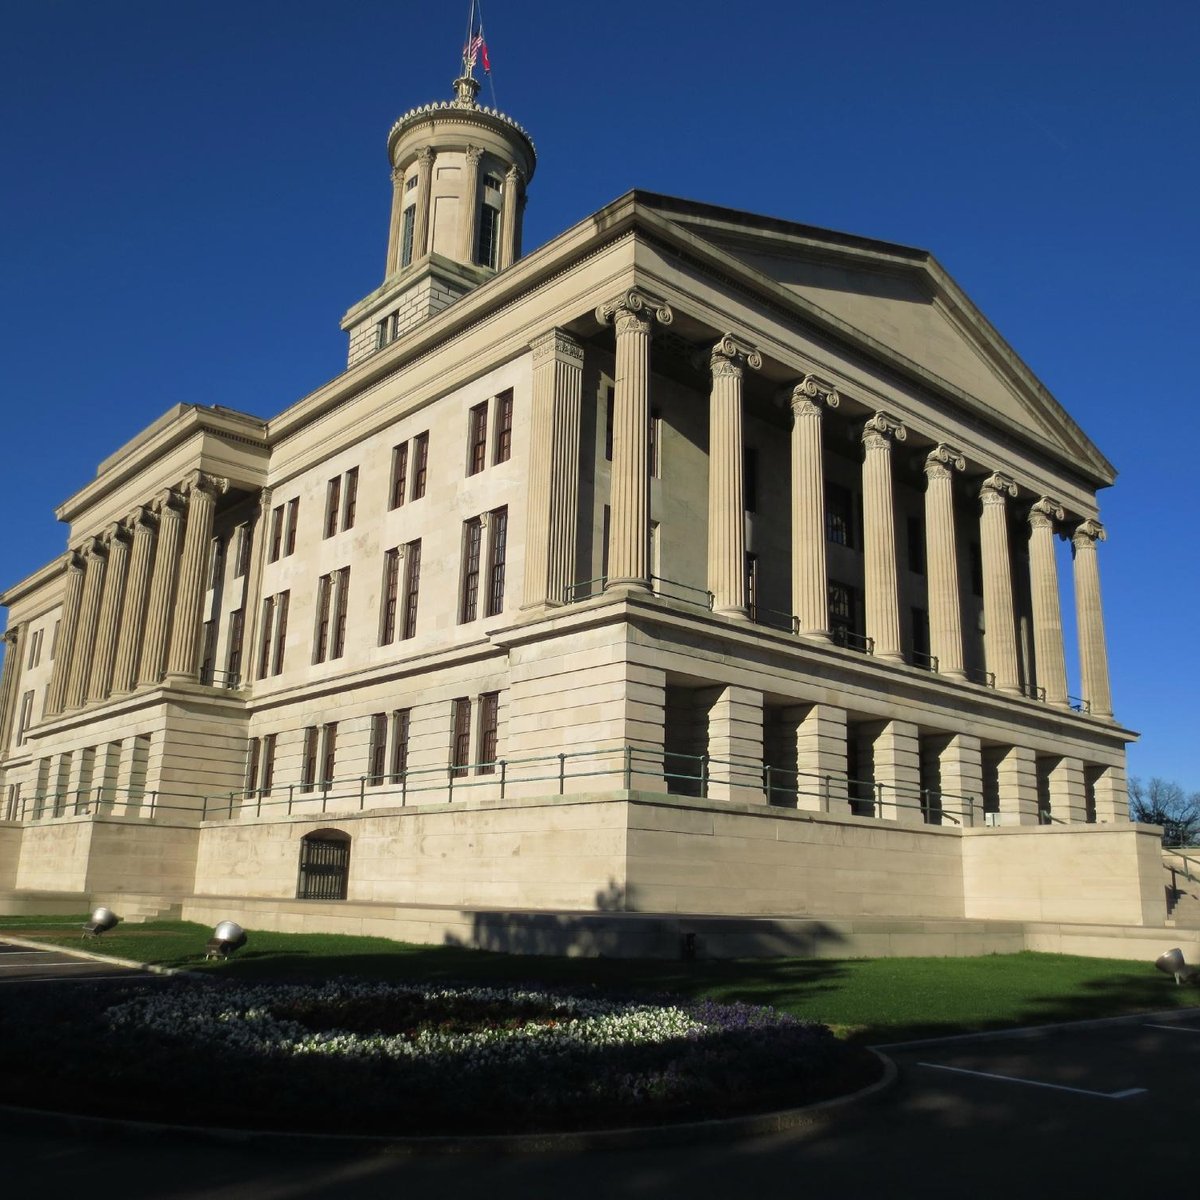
[400, 206, 416, 268]
[477, 203, 499, 269]
[405, 175, 418, 192]
[485, 173, 503, 193]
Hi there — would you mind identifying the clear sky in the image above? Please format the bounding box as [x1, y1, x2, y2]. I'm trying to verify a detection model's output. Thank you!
[1, 1, 1197, 787]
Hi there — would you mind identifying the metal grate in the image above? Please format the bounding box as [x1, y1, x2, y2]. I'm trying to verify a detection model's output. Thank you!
[297, 834, 350, 900]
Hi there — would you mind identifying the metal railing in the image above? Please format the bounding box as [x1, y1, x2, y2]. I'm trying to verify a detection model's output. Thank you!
[1068, 695, 1091, 714]
[750, 607, 800, 635]
[909, 650, 939, 673]
[830, 627, 875, 654]
[198, 667, 242, 690]
[965, 666, 996, 688]
[648, 575, 714, 610]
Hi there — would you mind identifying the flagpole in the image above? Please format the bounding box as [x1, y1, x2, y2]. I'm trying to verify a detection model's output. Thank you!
[461, 0, 476, 76]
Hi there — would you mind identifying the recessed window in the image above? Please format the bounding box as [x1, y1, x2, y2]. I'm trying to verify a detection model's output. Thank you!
[451, 698, 471, 778]
[297, 830, 351, 901]
[477, 692, 499, 775]
[604, 386, 614, 460]
[321, 723, 338, 790]
[285, 498, 299, 556]
[828, 580, 858, 640]
[460, 517, 483, 623]
[493, 390, 513, 465]
[261, 733, 276, 796]
[313, 574, 333, 664]
[907, 515, 926, 575]
[743, 448, 758, 514]
[226, 608, 245, 683]
[467, 402, 488, 476]
[324, 477, 341, 539]
[401, 539, 421, 639]
[412, 433, 429, 499]
[745, 553, 759, 622]
[486, 507, 508, 617]
[825, 484, 855, 549]
[477, 203, 499, 269]
[368, 713, 388, 786]
[650, 410, 662, 479]
[400, 206, 416, 268]
[301, 726, 319, 793]
[342, 468, 359, 532]
[332, 568, 350, 659]
[390, 709, 410, 784]
[269, 506, 284, 562]
[272, 591, 290, 676]
[389, 443, 409, 509]
[380, 548, 401, 644]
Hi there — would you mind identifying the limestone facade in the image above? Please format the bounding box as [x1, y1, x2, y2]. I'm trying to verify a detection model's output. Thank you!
[0, 75, 1148, 950]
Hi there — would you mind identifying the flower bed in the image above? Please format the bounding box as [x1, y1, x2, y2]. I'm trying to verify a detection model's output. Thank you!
[0, 979, 880, 1135]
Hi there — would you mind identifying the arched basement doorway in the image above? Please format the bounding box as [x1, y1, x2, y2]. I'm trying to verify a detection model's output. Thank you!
[297, 828, 351, 900]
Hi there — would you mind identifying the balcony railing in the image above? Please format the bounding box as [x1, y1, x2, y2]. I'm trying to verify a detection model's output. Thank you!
[965, 666, 996, 688]
[908, 649, 939, 673]
[1068, 695, 1091, 713]
[749, 607, 800, 635]
[830, 627, 874, 654]
[198, 666, 242, 690]
[1021, 683, 1047, 702]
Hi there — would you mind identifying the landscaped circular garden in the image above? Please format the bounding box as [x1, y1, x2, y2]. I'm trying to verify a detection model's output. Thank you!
[0, 977, 882, 1136]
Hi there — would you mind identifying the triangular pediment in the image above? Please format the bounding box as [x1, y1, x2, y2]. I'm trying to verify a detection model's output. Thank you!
[634, 193, 1113, 486]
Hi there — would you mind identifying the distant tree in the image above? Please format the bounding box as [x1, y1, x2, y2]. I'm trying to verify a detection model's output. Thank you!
[1129, 777, 1200, 847]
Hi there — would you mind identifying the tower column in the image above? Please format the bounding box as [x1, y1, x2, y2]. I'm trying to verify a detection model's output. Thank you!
[789, 376, 838, 638]
[384, 166, 406, 276]
[460, 145, 483, 264]
[64, 538, 108, 709]
[596, 289, 673, 591]
[861, 413, 907, 660]
[706, 334, 761, 617]
[139, 489, 185, 687]
[87, 521, 131, 702]
[498, 165, 523, 270]
[44, 553, 85, 716]
[1072, 519, 1113, 718]
[0, 627, 23, 753]
[166, 472, 228, 683]
[923, 444, 967, 679]
[412, 146, 435, 260]
[1028, 497, 1069, 706]
[111, 507, 157, 695]
[524, 330, 584, 607]
[979, 472, 1021, 694]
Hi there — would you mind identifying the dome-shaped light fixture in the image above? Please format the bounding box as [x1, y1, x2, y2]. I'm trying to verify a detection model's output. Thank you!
[1155, 947, 1197, 985]
[82, 906, 120, 937]
[205, 920, 248, 961]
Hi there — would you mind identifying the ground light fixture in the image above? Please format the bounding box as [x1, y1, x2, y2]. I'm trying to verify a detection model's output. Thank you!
[1155, 947, 1198, 985]
[82, 906, 119, 937]
[205, 920, 248, 960]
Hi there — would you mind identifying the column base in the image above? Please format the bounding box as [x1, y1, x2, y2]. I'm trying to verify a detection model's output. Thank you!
[605, 577, 651, 594]
[713, 606, 749, 621]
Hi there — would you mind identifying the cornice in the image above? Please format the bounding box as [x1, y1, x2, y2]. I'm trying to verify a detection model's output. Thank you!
[0, 555, 68, 610]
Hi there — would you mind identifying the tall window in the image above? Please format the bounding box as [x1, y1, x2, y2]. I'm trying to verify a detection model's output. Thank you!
[828, 581, 858, 642]
[269, 506, 284, 562]
[234, 523, 251, 578]
[273, 591, 290, 675]
[301, 726, 319, 792]
[332, 567, 350, 659]
[258, 597, 275, 679]
[460, 518, 483, 622]
[285, 498, 299, 556]
[493, 389, 513, 464]
[390, 443, 409, 509]
[321, 724, 338, 789]
[28, 629, 42, 669]
[368, 713, 388, 786]
[226, 608, 245, 682]
[450, 698, 471, 777]
[743, 448, 759, 513]
[50, 620, 59, 661]
[477, 692, 499, 775]
[604, 386, 615, 460]
[246, 738, 261, 796]
[342, 468, 359, 531]
[199, 620, 217, 685]
[16, 691, 34, 746]
[969, 542, 984, 596]
[261, 733, 277, 796]
[401, 540, 421, 639]
[313, 574, 333, 664]
[476, 202, 500, 269]
[400, 205, 416, 267]
[912, 606, 931, 660]
[486, 507, 508, 617]
[745, 553, 759, 622]
[390, 708, 410, 783]
[825, 484, 855, 549]
[412, 432, 429, 499]
[324, 476, 341, 539]
[907, 515, 926, 575]
[209, 536, 225, 589]
[381, 548, 401, 644]
[467, 402, 488, 476]
[649, 409, 662, 478]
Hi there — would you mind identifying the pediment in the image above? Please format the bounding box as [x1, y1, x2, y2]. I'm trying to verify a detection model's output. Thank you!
[636, 194, 1113, 486]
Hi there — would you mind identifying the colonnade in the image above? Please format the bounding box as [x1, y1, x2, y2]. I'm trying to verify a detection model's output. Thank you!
[42, 471, 231, 718]
[534, 287, 1115, 720]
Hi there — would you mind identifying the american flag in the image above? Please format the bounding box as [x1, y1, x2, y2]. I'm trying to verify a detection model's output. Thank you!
[465, 33, 491, 72]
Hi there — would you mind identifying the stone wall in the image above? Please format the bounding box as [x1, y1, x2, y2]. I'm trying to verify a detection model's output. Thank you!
[0, 823, 21, 889]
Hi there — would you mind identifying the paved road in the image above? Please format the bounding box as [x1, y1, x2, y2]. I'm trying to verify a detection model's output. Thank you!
[0, 938, 156, 985]
[1, 952, 1197, 1198]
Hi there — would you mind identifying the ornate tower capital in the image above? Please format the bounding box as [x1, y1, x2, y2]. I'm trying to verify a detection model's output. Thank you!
[595, 288, 674, 334]
[706, 333, 762, 379]
[787, 373, 840, 418]
[923, 444, 966, 480]
[1029, 496, 1065, 530]
[862, 412, 907, 451]
[980, 471, 1019, 505]
[1072, 518, 1106, 548]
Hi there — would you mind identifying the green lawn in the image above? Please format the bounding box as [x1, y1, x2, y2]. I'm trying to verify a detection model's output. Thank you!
[2, 916, 1190, 1043]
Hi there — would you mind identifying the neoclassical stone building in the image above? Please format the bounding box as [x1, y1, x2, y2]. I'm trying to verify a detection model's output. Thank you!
[0, 71, 1170, 958]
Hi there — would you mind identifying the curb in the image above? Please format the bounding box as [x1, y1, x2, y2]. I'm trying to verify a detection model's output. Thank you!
[0, 934, 193, 978]
[0, 1051, 896, 1156]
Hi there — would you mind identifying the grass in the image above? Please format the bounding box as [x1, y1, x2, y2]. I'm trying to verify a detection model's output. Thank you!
[2, 915, 1191, 1043]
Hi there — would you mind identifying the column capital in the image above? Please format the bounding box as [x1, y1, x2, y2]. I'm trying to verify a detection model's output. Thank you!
[80, 534, 108, 562]
[390, 165, 404, 186]
[862, 412, 907, 450]
[127, 503, 159, 532]
[980, 471, 1018, 504]
[1, 627, 19, 647]
[594, 288, 674, 331]
[786, 373, 840, 417]
[530, 328, 584, 365]
[150, 487, 183, 515]
[1072, 518, 1106, 548]
[180, 471, 230, 501]
[64, 548, 86, 573]
[416, 145, 436, 167]
[923, 444, 966, 479]
[504, 162, 524, 187]
[1029, 496, 1065, 530]
[464, 144, 484, 167]
[706, 333, 762, 377]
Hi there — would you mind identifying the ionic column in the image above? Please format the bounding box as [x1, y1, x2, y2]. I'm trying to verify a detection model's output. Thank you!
[979, 472, 1021, 694]
[789, 375, 839, 639]
[64, 538, 108, 709]
[861, 413, 907, 660]
[498, 165, 523, 271]
[1028, 497, 1069, 707]
[87, 521, 132, 702]
[0, 627, 22, 752]
[412, 146, 435, 261]
[595, 289, 673, 590]
[384, 166, 406, 276]
[139, 489, 185, 686]
[707, 334, 761, 617]
[166, 473, 229, 682]
[923, 445, 967, 679]
[460, 145, 483, 264]
[1072, 519, 1112, 718]
[523, 330, 584, 607]
[44, 551, 85, 716]
[111, 507, 157, 694]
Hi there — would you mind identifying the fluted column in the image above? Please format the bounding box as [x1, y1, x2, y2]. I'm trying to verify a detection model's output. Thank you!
[596, 289, 673, 590]
[384, 166, 405, 276]
[87, 521, 131, 702]
[707, 334, 761, 617]
[44, 551, 85, 715]
[861, 413, 907, 660]
[524, 330, 584, 607]
[64, 538, 108, 709]
[498, 165, 523, 270]
[923, 445, 967, 679]
[412, 146, 435, 261]
[1072, 519, 1112, 718]
[1028, 497, 1069, 707]
[979, 472, 1021, 694]
[0, 627, 22, 752]
[111, 507, 157, 694]
[139, 489, 185, 687]
[166, 472, 228, 682]
[789, 375, 839, 638]
[460, 145, 483, 263]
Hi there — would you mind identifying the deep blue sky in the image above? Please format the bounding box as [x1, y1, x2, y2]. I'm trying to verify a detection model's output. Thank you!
[2, 2, 1197, 786]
